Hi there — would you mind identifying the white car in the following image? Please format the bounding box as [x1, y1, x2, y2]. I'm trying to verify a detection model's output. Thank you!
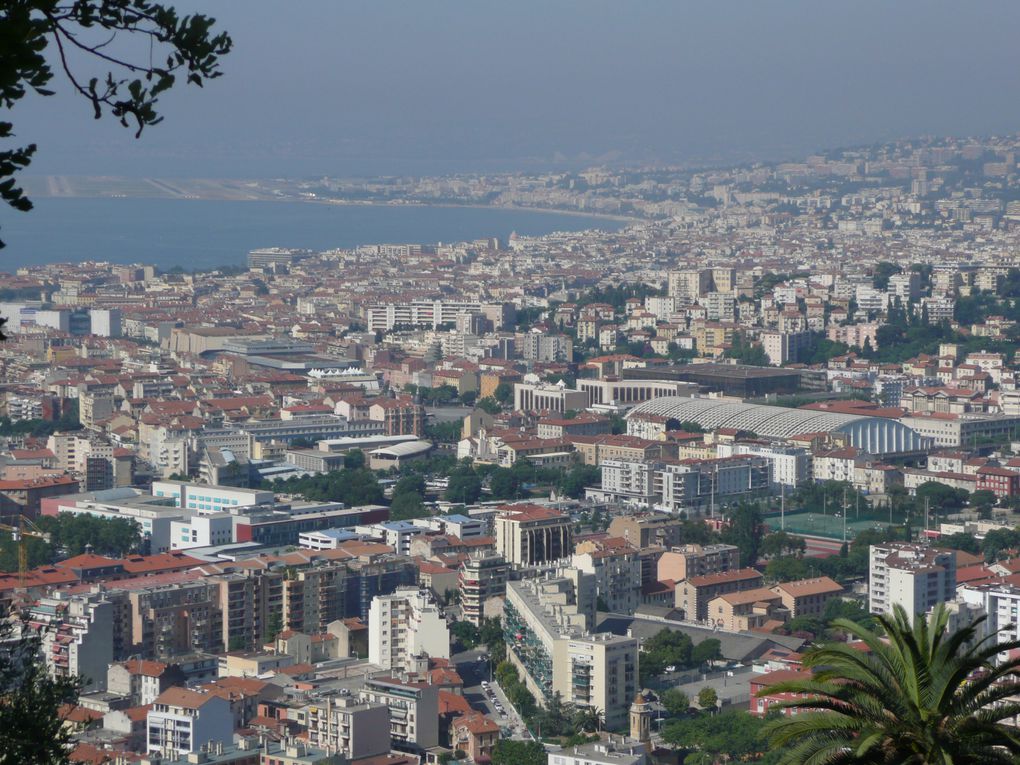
[665, 665, 677, 673]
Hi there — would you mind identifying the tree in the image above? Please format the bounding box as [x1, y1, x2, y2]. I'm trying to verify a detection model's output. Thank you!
[760, 531, 806, 559]
[0, 619, 82, 765]
[389, 492, 427, 521]
[661, 710, 772, 763]
[493, 382, 514, 405]
[491, 740, 546, 765]
[691, 638, 722, 666]
[696, 687, 718, 712]
[476, 396, 502, 415]
[459, 390, 478, 407]
[721, 502, 763, 567]
[446, 467, 482, 504]
[0, 2, 231, 252]
[558, 463, 600, 499]
[762, 603, 1020, 765]
[343, 449, 366, 470]
[661, 688, 690, 718]
[449, 620, 479, 650]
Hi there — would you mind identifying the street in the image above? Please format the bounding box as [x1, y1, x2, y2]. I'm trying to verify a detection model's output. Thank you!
[452, 648, 531, 739]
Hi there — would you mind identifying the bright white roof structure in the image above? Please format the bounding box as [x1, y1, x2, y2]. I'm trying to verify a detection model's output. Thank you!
[627, 396, 930, 455]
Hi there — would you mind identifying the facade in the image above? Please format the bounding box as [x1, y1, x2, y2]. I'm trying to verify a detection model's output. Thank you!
[494, 504, 573, 566]
[147, 687, 233, 755]
[303, 696, 391, 758]
[868, 543, 956, 615]
[770, 577, 844, 619]
[675, 568, 765, 622]
[513, 381, 589, 414]
[503, 570, 638, 730]
[359, 676, 439, 750]
[458, 552, 509, 626]
[367, 587, 450, 673]
[657, 544, 740, 584]
[571, 541, 642, 615]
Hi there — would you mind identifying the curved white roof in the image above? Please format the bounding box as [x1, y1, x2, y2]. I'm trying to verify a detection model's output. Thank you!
[370, 440, 433, 458]
[627, 396, 929, 455]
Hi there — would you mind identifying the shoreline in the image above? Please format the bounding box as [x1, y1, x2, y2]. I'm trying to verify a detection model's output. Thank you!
[24, 178, 644, 226]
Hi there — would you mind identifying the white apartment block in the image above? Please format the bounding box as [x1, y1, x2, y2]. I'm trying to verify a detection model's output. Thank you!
[869, 543, 956, 616]
[720, 442, 811, 488]
[147, 688, 233, 755]
[368, 587, 450, 674]
[514, 380, 589, 414]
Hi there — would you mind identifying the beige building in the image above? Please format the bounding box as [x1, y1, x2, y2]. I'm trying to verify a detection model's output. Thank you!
[503, 570, 638, 730]
[657, 544, 740, 583]
[303, 695, 391, 758]
[770, 577, 844, 620]
[494, 504, 573, 566]
[675, 568, 764, 622]
[707, 588, 785, 632]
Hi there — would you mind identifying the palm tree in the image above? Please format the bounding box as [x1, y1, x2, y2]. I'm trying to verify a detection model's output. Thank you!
[761, 603, 1020, 764]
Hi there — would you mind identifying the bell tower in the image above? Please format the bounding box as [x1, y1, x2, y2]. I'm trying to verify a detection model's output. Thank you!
[630, 692, 651, 746]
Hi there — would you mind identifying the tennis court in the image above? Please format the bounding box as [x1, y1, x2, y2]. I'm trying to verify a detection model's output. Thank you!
[764, 511, 892, 541]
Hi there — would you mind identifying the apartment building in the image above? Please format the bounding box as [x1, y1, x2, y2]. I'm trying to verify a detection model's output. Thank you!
[572, 539, 642, 615]
[868, 543, 956, 615]
[458, 552, 509, 626]
[503, 570, 638, 730]
[494, 504, 572, 566]
[303, 696, 391, 758]
[606, 513, 683, 550]
[657, 544, 740, 584]
[675, 568, 765, 622]
[770, 577, 844, 619]
[359, 676, 439, 750]
[29, 590, 118, 692]
[147, 687, 233, 755]
[367, 587, 450, 673]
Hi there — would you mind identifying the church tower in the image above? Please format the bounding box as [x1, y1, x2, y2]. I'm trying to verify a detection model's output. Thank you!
[629, 692, 651, 746]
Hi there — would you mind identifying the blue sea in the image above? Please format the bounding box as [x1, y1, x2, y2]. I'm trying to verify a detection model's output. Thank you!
[0, 197, 627, 270]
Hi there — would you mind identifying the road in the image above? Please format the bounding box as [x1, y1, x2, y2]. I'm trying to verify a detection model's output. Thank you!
[452, 648, 530, 739]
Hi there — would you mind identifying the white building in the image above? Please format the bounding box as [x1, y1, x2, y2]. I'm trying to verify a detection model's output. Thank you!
[721, 442, 811, 488]
[151, 481, 274, 514]
[869, 543, 956, 616]
[147, 687, 233, 755]
[368, 587, 450, 674]
[169, 513, 235, 550]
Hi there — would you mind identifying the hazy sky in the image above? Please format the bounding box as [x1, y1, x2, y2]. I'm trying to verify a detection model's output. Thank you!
[13, 1, 1020, 178]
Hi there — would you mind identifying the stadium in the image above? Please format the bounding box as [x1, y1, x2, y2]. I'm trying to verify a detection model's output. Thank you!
[626, 396, 931, 456]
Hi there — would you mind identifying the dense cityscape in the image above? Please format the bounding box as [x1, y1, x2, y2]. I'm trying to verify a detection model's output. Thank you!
[1, 130, 1020, 763]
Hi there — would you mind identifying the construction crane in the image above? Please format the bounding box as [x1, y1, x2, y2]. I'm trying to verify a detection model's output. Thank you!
[0, 515, 51, 588]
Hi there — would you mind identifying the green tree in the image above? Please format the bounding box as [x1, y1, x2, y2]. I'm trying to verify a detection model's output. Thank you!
[661, 710, 772, 763]
[491, 740, 547, 765]
[489, 468, 523, 500]
[763, 603, 1020, 765]
[721, 502, 764, 566]
[446, 467, 482, 504]
[459, 390, 478, 407]
[0, 619, 83, 765]
[493, 382, 514, 405]
[343, 449, 366, 470]
[558, 463, 601, 499]
[392, 474, 426, 499]
[449, 620, 479, 650]
[661, 688, 690, 718]
[760, 531, 806, 559]
[691, 638, 722, 665]
[476, 396, 502, 415]
[0, 1, 231, 253]
[389, 492, 427, 521]
[697, 686, 718, 712]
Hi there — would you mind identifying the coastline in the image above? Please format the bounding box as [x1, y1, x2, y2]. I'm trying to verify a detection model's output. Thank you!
[22, 175, 645, 226]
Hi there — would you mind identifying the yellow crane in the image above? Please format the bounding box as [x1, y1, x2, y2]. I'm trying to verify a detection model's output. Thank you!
[0, 515, 51, 587]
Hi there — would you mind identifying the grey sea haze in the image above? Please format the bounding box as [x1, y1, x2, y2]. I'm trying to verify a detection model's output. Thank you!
[0, 197, 627, 271]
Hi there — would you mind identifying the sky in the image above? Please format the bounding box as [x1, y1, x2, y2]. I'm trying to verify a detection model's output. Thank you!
[12, 1, 1020, 178]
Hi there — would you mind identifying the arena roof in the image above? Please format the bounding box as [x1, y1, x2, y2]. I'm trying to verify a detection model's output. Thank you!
[626, 396, 930, 455]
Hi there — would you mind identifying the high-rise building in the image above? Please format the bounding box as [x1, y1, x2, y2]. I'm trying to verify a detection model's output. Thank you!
[367, 587, 449, 673]
[494, 504, 573, 566]
[868, 543, 956, 615]
[458, 552, 509, 626]
[503, 569, 638, 730]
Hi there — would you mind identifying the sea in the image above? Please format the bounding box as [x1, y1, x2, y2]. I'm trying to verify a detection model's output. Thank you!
[0, 197, 628, 271]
